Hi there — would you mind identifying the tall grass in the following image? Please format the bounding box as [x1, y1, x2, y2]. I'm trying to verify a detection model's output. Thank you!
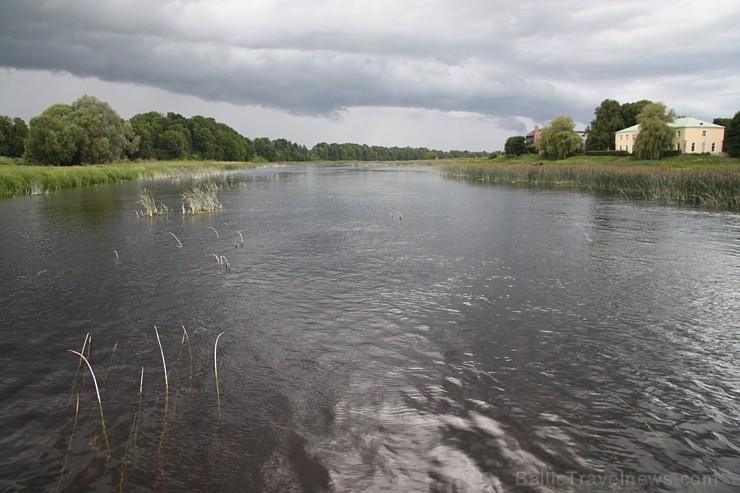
[181, 182, 223, 214]
[440, 162, 740, 210]
[0, 160, 258, 198]
[138, 189, 168, 217]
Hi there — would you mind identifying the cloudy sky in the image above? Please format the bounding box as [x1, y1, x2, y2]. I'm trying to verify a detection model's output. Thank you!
[0, 0, 738, 151]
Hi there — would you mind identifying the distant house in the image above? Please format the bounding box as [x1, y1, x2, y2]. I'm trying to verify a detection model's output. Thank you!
[525, 125, 542, 147]
[615, 117, 725, 155]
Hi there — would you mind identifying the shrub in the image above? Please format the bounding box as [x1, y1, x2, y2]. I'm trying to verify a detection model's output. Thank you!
[585, 150, 629, 157]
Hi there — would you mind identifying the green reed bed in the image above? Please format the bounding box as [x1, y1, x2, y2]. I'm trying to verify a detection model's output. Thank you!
[441, 162, 740, 210]
[0, 160, 257, 198]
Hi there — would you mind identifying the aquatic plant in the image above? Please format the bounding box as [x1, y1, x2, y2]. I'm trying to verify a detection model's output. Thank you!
[138, 188, 169, 217]
[68, 350, 110, 458]
[180, 325, 193, 384]
[181, 182, 223, 215]
[154, 326, 169, 409]
[55, 393, 79, 493]
[0, 160, 257, 198]
[214, 332, 225, 416]
[440, 162, 740, 210]
[168, 232, 183, 249]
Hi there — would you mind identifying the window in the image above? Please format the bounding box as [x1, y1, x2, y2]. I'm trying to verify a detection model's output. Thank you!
[702, 130, 707, 136]
[711, 143, 716, 152]
[691, 142, 696, 152]
[677, 130, 681, 137]
[619, 135, 623, 141]
[676, 143, 681, 150]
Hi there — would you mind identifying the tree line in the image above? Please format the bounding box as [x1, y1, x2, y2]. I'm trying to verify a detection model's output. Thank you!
[504, 99, 740, 159]
[0, 95, 488, 165]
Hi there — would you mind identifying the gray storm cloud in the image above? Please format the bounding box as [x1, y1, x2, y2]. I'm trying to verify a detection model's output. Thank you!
[0, 0, 738, 127]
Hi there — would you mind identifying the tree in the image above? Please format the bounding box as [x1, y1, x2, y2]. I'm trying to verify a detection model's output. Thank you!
[586, 99, 624, 151]
[621, 100, 653, 128]
[504, 136, 527, 156]
[26, 97, 137, 165]
[70, 95, 138, 163]
[633, 102, 676, 160]
[538, 116, 583, 159]
[726, 111, 740, 158]
[0, 116, 28, 157]
[8, 117, 28, 158]
[25, 104, 86, 165]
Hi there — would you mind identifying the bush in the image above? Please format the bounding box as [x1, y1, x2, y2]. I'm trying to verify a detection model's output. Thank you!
[662, 150, 682, 158]
[585, 150, 629, 157]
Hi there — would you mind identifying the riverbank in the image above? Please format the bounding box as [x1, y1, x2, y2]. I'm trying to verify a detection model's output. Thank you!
[2, 156, 739, 210]
[440, 155, 740, 210]
[0, 160, 259, 197]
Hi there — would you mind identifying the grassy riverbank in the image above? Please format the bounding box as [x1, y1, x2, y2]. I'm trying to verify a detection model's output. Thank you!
[440, 155, 740, 210]
[0, 160, 258, 197]
[2, 156, 739, 210]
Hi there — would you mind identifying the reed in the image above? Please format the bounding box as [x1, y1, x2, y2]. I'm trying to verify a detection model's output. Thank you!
[440, 161, 740, 210]
[154, 326, 169, 409]
[67, 350, 110, 458]
[102, 340, 118, 390]
[180, 325, 193, 384]
[181, 182, 224, 215]
[0, 160, 258, 198]
[237, 231, 244, 248]
[209, 226, 220, 238]
[168, 232, 183, 249]
[138, 188, 169, 217]
[55, 393, 79, 493]
[214, 332, 225, 416]
[71, 333, 90, 394]
[119, 367, 145, 491]
[219, 255, 231, 273]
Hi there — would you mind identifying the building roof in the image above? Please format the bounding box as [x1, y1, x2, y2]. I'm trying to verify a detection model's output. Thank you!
[616, 117, 723, 133]
[671, 117, 723, 129]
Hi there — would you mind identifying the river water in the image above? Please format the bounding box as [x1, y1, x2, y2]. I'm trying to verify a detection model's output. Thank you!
[0, 164, 738, 492]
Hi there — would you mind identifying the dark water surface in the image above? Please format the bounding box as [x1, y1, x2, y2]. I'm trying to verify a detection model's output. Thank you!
[0, 165, 738, 492]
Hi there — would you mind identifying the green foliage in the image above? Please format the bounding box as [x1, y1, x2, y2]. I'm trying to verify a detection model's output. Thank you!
[585, 150, 630, 156]
[726, 111, 740, 158]
[633, 103, 676, 160]
[25, 97, 137, 165]
[538, 116, 583, 159]
[504, 136, 527, 156]
[621, 100, 653, 128]
[25, 104, 86, 165]
[70, 95, 138, 163]
[0, 116, 28, 158]
[586, 99, 624, 151]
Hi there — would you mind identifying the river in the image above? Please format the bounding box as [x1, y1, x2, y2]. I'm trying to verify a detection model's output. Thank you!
[0, 164, 738, 492]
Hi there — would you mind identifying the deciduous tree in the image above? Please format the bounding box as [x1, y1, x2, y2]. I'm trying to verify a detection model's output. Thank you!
[538, 116, 583, 159]
[586, 99, 624, 151]
[25, 104, 85, 165]
[633, 103, 676, 160]
[725, 111, 740, 158]
[504, 136, 527, 156]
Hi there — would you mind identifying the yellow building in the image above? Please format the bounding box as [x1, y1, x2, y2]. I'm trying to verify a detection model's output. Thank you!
[615, 117, 725, 155]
